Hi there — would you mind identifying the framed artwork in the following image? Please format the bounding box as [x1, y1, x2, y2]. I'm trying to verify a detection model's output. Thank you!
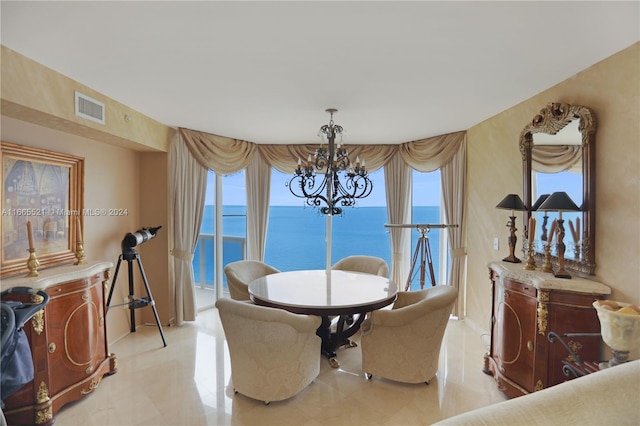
[1, 142, 84, 277]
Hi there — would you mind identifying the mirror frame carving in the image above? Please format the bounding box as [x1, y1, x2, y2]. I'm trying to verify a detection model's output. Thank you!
[520, 102, 596, 276]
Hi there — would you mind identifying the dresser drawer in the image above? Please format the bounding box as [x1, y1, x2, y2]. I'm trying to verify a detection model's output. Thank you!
[503, 277, 537, 298]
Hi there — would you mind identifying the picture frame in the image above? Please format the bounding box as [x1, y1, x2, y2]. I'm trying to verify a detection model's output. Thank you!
[1, 142, 84, 277]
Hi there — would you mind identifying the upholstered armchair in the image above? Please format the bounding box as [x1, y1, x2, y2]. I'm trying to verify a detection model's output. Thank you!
[360, 285, 457, 384]
[223, 260, 280, 300]
[331, 255, 389, 277]
[215, 298, 322, 404]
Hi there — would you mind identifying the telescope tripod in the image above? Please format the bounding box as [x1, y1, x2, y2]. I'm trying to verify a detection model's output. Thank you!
[406, 226, 437, 291]
[106, 249, 167, 347]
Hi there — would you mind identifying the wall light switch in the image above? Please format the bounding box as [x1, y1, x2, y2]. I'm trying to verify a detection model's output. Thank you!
[493, 237, 500, 251]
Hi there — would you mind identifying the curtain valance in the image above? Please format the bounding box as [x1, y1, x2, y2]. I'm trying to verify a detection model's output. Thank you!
[532, 145, 582, 174]
[399, 131, 466, 172]
[181, 127, 465, 174]
[179, 127, 256, 174]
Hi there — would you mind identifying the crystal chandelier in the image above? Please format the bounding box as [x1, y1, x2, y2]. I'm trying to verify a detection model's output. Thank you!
[288, 109, 373, 215]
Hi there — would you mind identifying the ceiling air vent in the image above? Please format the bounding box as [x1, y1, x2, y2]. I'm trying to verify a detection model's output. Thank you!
[75, 91, 105, 124]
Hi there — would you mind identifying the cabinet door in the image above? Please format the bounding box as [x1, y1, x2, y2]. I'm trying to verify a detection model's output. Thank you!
[494, 279, 537, 392]
[545, 291, 603, 387]
[45, 274, 107, 396]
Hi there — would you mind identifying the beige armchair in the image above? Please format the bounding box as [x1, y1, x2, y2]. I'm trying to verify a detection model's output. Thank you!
[215, 298, 322, 405]
[223, 260, 280, 300]
[331, 255, 389, 277]
[360, 285, 457, 384]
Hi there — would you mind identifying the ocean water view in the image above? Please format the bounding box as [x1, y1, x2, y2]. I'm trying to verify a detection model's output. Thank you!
[193, 205, 443, 291]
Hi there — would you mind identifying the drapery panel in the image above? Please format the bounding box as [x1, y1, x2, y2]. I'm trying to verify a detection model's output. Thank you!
[169, 132, 208, 325]
[384, 151, 412, 288]
[441, 136, 467, 317]
[246, 150, 271, 261]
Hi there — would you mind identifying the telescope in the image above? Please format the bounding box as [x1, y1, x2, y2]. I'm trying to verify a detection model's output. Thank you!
[121, 226, 162, 252]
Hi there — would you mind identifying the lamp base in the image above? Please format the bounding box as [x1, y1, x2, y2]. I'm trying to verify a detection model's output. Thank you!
[554, 269, 572, 279]
[502, 255, 521, 263]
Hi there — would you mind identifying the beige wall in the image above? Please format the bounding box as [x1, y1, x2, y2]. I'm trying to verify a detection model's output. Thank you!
[1, 46, 175, 342]
[1, 116, 149, 342]
[465, 43, 640, 337]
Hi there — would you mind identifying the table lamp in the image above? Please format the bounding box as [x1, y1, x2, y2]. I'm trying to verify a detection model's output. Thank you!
[537, 191, 580, 278]
[496, 194, 526, 263]
[531, 194, 550, 241]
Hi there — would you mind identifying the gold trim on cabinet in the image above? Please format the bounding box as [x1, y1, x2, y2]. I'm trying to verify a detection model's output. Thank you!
[566, 340, 584, 362]
[48, 342, 56, 353]
[537, 290, 549, 335]
[64, 301, 100, 366]
[32, 310, 45, 335]
[537, 301, 548, 335]
[36, 381, 50, 404]
[538, 291, 550, 302]
[35, 406, 53, 425]
[534, 379, 544, 391]
[80, 378, 100, 395]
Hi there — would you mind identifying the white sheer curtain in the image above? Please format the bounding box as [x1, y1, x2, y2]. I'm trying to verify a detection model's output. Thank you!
[246, 150, 271, 261]
[441, 136, 467, 318]
[384, 151, 412, 289]
[169, 133, 208, 325]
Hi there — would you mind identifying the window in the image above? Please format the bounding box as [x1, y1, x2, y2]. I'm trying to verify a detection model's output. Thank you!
[193, 170, 246, 308]
[194, 166, 449, 306]
[410, 169, 447, 290]
[265, 169, 389, 271]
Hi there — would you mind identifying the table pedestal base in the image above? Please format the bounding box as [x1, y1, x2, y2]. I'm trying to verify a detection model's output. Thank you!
[316, 313, 366, 368]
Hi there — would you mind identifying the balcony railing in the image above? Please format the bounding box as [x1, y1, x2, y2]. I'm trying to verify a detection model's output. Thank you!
[193, 234, 246, 289]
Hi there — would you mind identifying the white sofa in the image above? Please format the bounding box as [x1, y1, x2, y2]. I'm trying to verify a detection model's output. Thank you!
[434, 359, 640, 425]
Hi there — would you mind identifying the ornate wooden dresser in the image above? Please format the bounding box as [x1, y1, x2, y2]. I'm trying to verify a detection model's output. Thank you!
[1, 261, 116, 425]
[484, 261, 610, 398]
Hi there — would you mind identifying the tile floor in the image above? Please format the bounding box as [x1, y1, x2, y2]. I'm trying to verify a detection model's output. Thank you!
[53, 308, 507, 425]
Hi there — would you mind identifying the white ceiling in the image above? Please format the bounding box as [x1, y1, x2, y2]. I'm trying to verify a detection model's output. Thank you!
[1, 1, 638, 145]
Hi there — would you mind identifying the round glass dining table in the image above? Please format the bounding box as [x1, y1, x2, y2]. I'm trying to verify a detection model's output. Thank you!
[249, 269, 398, 367]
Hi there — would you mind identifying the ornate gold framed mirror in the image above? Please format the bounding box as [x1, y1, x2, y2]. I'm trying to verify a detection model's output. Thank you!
[520, 102, 596, 276]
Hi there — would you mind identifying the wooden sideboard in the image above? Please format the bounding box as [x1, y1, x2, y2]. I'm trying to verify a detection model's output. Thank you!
[1, 261, 117, 425]
[484, 261, 610, 398]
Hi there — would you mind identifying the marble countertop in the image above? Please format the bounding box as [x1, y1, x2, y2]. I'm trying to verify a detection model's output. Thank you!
[1, 260, 113, 291]
[488, 261, 611, 295]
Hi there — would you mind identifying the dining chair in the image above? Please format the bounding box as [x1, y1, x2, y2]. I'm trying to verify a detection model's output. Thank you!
[215, 298, 322, 405]
[331, 255, 389, 277]
[223, 260, 280, 300]
[360, 285, 457, 384]
[331, 255, 390, 329]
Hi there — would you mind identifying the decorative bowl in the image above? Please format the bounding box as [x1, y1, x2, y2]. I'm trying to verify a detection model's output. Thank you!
[593, 300, 640, 352]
